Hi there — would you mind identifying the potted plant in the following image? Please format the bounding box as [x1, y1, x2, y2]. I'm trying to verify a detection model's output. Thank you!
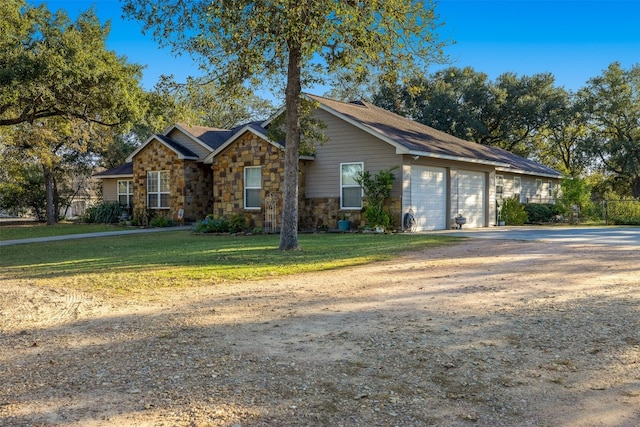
[337, 214, 351, 231]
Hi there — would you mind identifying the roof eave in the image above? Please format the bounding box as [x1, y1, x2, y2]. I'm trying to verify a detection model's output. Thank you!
[408, 151, 511, 168]
[93, 173, 133, 179]
[495, 166, 563, 179]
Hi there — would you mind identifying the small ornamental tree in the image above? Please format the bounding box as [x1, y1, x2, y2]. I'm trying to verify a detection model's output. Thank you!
[356, 167, 398, 230]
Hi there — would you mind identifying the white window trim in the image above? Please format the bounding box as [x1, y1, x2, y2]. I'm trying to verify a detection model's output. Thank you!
[147, 171, 170, 209]
[340, 162, 364, 210]
[244, 166, 262, 210]
[514, 176, 522, 202]
[495, 175, 504, 198]
[117, 180, 133, 207]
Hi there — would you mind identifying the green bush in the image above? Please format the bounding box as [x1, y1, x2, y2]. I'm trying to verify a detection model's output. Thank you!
[84, 201, 124, 224]
[192, 215, 230, 233]
[228, 214, 247, 233]
[524, 203, 554, 223]
[150, 216, 175, 227]
[501, 197, 528, 225]
[133, 207, 155, 227]
[606, 199, 640, 225]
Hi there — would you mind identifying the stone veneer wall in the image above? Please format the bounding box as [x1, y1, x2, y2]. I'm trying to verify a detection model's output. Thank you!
[132, 139, 213, 223]
[300, 197, 402, 231]
[212, 132, 307, 229]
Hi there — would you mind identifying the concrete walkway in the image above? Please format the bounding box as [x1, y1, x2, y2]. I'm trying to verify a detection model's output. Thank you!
[0, 226, 192, 247]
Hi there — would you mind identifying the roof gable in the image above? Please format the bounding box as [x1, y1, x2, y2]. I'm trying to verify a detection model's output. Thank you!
[126, 134, 199, 162]
[203, 123, 284, 163]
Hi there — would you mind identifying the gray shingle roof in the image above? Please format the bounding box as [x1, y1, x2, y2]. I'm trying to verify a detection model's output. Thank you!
[176, 123, 233, 151]
[308, 94, 562, 178]
[93, 162, 133, 177]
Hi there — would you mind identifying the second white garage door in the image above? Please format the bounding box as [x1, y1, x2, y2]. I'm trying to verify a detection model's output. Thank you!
[457, 170, 485, 228]
[411, 166, 447, 231]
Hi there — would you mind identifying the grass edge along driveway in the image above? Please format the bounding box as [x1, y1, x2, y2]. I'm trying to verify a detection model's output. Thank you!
[0, 231, 461, 296]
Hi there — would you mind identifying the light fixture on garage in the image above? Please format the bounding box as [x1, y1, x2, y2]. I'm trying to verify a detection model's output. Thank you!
[412, 155, 420, 160]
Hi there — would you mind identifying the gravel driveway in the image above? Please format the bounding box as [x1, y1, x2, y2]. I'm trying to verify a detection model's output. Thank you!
[1, 238, 639, 426]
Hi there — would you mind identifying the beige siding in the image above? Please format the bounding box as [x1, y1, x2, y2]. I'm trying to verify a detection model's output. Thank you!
[306, 109, 402, 202]
[495, 174, 560, 204]
[102, 179, 118, 202]
[166, 128, 211, 159]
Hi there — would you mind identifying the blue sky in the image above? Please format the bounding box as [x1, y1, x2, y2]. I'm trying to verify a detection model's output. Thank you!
[30, 0, 640, 96]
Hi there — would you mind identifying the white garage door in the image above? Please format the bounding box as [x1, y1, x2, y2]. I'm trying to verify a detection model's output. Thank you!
[457, 170, 485, 228]
[411, 166, 447, 231]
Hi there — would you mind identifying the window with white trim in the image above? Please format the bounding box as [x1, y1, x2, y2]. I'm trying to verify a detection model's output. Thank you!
[244, 166, 262, 209]
[548, 181, 554, 199]
[340, 162, 363, 209]
[535, 179, 542, 195]
[117, 180, 133, 207]
[147, 171, 170, 209]
[495, 175, 504, 198]
[514, 176, 522, 201]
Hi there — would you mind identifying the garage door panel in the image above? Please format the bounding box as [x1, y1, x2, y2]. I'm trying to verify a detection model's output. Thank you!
[411, 166, 447, 231]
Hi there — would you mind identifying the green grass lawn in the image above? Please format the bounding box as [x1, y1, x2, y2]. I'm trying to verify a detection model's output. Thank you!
[0, 231, 460, 296]
[0, 222, 129, 241]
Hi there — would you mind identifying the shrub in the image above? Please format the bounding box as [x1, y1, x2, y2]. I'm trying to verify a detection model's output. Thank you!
[355, 166, 397, 230]
[228, 214, 247, 233]
[133, 207, 155, 227]
[524, 203, 554, 223]
[150, 216, 175, 227]
[192, 215, 230, 233]
[84, 201, 123, 224]
[606, 199, 640, 225]
[501, 196, 528, 225]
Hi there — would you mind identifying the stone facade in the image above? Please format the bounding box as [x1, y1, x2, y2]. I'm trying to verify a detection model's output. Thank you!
[301, 197, 402, 231]
[132, 140, 212, 223]
[211, 132, 308, 230]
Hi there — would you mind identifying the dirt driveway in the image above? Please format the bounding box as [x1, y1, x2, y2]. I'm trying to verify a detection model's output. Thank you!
[1, 239, 639, 426]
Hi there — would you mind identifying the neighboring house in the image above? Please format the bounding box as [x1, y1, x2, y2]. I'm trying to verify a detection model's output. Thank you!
[95, 94, 562, 231]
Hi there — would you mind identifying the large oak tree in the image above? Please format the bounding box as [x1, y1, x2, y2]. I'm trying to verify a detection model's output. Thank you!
[1, 1, 145, 224]
[122, 0, 446, 250]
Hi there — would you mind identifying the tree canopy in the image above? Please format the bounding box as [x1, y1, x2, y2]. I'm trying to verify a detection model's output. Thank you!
[579, 62, 640, 197]
[372, 66, 565, 157]
[0, 1, 146, 224]
[123, 0, 446, 250]
[0, 0, 144, 127]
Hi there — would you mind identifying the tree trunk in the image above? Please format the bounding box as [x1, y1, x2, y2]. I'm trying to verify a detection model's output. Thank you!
[43, 165, 57, 225]
[279, 43, 302, 251]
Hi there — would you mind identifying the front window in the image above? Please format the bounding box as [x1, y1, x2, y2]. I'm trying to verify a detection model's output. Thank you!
[495, 175, 504, 198]
[514, 176, 522, 201]
[535, 179, 542, 195]
[244, 166, 262, 209]
[340, 162, 363, 209]
[147, 171, 170, 209]
[117, 180, 133, 207]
